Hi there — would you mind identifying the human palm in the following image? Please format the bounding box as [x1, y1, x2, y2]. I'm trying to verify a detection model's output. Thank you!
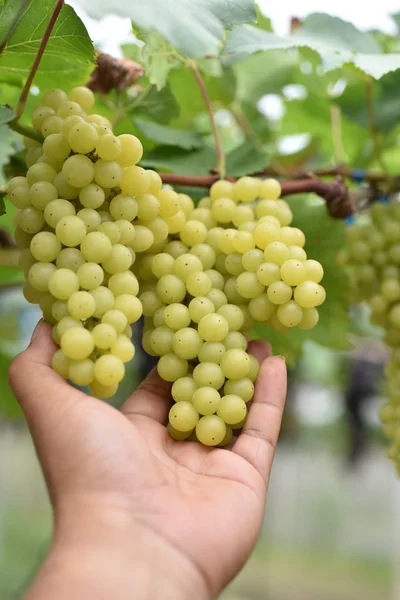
[9, 322, 286, 598]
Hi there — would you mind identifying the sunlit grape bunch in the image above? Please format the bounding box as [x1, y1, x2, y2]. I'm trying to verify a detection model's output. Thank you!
[339, 201, 400, 473]
[9, 85, 326, 447]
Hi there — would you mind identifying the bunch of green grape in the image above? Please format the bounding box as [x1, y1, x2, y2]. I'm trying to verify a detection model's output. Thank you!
[338, 202, 400, 472]
[138, 178, 326, 445]
[9, 85, 326, 447]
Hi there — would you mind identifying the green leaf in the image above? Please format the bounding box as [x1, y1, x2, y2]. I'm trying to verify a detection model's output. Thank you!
[225, 13, 400, 79]
[225, 140, 269, 176]
[0, 125, 17, 186]
[75, 0, 257, 58]
[128, 31, 181, 91]
[0, 104, 14, 125]
[134, 84, 180, 124]
[134, 117, 203, 150]
[141, 145, 216, 175]
[0, 0, 95, 88]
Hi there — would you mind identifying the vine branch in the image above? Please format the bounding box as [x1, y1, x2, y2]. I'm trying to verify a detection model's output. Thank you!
[187, 60, 226, 178]
[364, 78, 386, 173]
[330, 104, 345, 164]
[15, 0, 64, 117]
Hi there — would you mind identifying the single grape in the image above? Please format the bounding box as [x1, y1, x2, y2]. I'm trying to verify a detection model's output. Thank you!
[61, 327, 94, 360]
[157, 353, 188, 382]
[169, 401, 199, 432]
[68, 291, 96, 319]
[193, 362, 225, 389]
[217, 395, 247, 425]
[30, 232, 61, 262]
[94, 354, 125, 386]
[68, 359, 95, 386]
[220, 349, 250, 379]
[51, 349, 70, 377]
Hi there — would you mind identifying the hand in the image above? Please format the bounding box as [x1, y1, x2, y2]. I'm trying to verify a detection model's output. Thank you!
[9, 320, 287, 600]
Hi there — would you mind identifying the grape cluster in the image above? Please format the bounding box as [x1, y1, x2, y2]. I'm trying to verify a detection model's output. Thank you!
[339, 202, 400, 472]
[139, 177, 325, 445]
[10, 85, 326, 447]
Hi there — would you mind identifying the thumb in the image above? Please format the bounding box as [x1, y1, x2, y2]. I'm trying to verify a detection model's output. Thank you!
[8, 320, 80, 427]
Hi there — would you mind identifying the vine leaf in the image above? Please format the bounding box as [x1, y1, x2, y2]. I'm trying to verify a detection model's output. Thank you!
[0, 125, 17, 186]
[225, 13, 400, 79]
[134, 117, 203, 150]
[74, 0, 257, 58]
[0, 104, 14, 125]
[0, 0, 95, 88]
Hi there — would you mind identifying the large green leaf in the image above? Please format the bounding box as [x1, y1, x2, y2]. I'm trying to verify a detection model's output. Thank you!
[225, 140, 269, 176]
[225, 13, 400, 79]
[141, 145, 216, 175]
[75, 0, 256, 58]
[134, 117, 203, 149]
[0, 0, 95, 88]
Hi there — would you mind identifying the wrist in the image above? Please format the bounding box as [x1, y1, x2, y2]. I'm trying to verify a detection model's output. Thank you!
[26, 503, 210, 600]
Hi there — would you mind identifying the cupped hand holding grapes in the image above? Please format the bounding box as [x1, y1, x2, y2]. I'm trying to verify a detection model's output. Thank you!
[9, 321, 286, 600]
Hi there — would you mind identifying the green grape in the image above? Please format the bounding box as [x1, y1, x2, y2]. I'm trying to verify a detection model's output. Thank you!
[90, 286, 115, 318]
[57, 100, 85, 119]
[68, 291, 96, 319]
[113, 294, 143, 323]
[174, 254, 203, 281]
[224, 378, 254, 403]
[192, 387, 221, 415]
[56, 216, 87, 247]
[164, 303, 191, 329]
[130, 226, 154, 252]
[108, 271, 139, 296]
[217, 394, 247, 425]
[253, 221, 280, 249]
[67, 86, 94, 112]
[43, 133, 71, 161]
[77, 263, 104, 290]
[18, 207, 45, 234]
[23, 282, 42, 304]
[142, 216, 169, 244]
[150, 326, 174, 355]
[195, 415, 226, 446]
[81, 232, 112, 263]
[28, 262, 56, 292]
[8, 184, 30, 209]
[211, 197, 236, 223]
[62, 155, 95, 187]
[153, 306, 166, 328]
[151, 253, 175, 278]
[303, 259, 324, 283]
[15, 226, 33, 249]
[137, 193, 160, 221]
[53, 172, 79, 200]
[109, 194, 138, 221]
[167, 424, 193, 441]
[236, 271, 264, 299]
[180, 220, 208, 247]
[140, 290, 163, 317]
[102, 309, 128, 333]
[280, 226, 305, 247]
[389, 304, 400, 327]
[164, 240, 189, 258]
[110, 335, 135, 362]
[56, 248, 85, 272]
[156, 275, 186, 304]
[68, 359, 95, 386]
[297, 307, 319, 330]
[28, 181, 58, 210]
[94, 160, 123, 188]
[198, 313, 229, 342]
[289, 246, 307, 261]
[259, 178, 281, 200]
[177, 193, 195, 216]
[247, 355, 260, 382]
[220, 349, 250, 379]
[61, 327, 94, 360]
[57, 316, 83, 337]
[198, 342, 225, 364]
[79, 184, 105, 209]
[232, 231, 255, 254]
[256, 262, 280, 286]
[171, 377, 198, 403]
[158, 353, 188, 382]
[192, 362, 225, 389]
[31, 106, 55, 131]
[48, 268, 79, 300]
[225, 253, 245, 276]
[94, 354, 125, 386]
[210, 180, 234, 201]
[264, 242, 290, 266]
[190, 244, 216, 270]
[294, 281, 326, 308]
[157, 189, 180, 219]
[52, 300, 69, 322]
[102, 244, 133, 274]
[41, 115, 63, 137]
[121, 166, 149, 196]
[169, 401, 199, 432]
[68, 122, 98, 154]
[77, 208, 102, 233]
[19, 249, 36, 275]
[51, 349, 70, 377]
[117, 134, 143, 167]
[277, 300, 303, 327]
[114, 221, 135, 245]
[172, 328, 203, 360]
[242, 249, 264, 272]
[223, 331, 247, 351]
[188, 297, 215, 323]
[280, 259, 307, 286]
[44, 198, 76, 228]
[233, 176, 260, 203]
[267, 281, 293, 305]
[232, 204, 255, 227]
[30, 232, 61, 262]
[204, 269, 224, 291]
[186, 272, 212, 297]
[207, 288, 228, 310]
[89, 379, 118, 399]
[248, 293, 276, 321]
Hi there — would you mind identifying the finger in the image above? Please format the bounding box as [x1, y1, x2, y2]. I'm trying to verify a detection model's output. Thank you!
[232, 355, 287, 483]
[247, 339, 272, 364]
[8, 320, 87, 431]
[121, 367, 172, 424]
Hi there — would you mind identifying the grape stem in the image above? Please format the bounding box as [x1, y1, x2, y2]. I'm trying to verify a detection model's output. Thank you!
[330, 104, 345, 165]
[187, 60, 226, 179]
[159, 173, 353, 218]
[8, 120, 43, 143]
[15, 0, 65, 118]
[364, 77, 387, 173]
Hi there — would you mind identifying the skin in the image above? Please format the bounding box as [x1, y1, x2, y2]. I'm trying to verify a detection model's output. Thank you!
[8, 321, 287, 600]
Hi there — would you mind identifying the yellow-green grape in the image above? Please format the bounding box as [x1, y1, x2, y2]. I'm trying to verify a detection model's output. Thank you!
[42, 88, 68, 110]
[79, 183, 105, 209]
[28, 181, 58, 210]
[224, 331, 247, 351]
[57, 316, 83, 337]
[54, 172, 79, 200]
[264, 242, 290, 266]
[186, 272, 212, 297]
[156, 274, 186, 304]
[169, 401, 199, 432]
[248, 294, 276, 321]
[171, 377, 198, 403]
[17, 207, 45, 234]
[225, 253, 244, 276]
[51, 300, 69, 322]
[31, 106, 55, 131]
[89, 379, 118, 400]
[233, 176, 260, 203]
[167, 424, 193, 441]
[68, 291, 96, 320]
[164, 303, 191, 330]
[114, 220, 135, 245]
[118, 134, 143, 167]
[121, 166, 149, 196]
[217, 304, 244, 332]
[204, 269, 224, 290]
[102, 309, 128, 333]
[180, 220, 208, 247]
[44, 198, 76, 228]
[77, 208, 102, 233]
[56, 216, 87, 247]
[43, 133, 71, 162]
[30, 232, 61, 262]
[90, 286, 115, 318]
[102, 244, 133, 275]
[224, 378, 254, 402]
[247, 355, 260, 382]
[220, 349, 250, 379]
[294, 281, 326, 308]
[192, 387, 221, 415]
[289, 246, 307, 261]
[303, 259, 324, 283]
[140, 290, 163, 317]
[280, 259, 307, 286]
[232, 231, 255, 254]
[61, 327, 94, 360]
[190, 244, 216, 270]
[110, 335, 135, 362]
[94, 354, 125, 386]
[174, 253, 203, 281]
[51, 349, 70, 377]
[108, 272, 139, 296]
[41, 115, 63, 137]
[217, 394, 247, 425]
[137, 194, 160, 220]
[210, 180, 234, 201]
[68, 359, 95, 386]
[8, 183, 30, 209]
[81, 232, 112, 263]
[297, 307, 319, 330]
[267, 281, 293, 305]
[150, 326, 174, 355]
[109, 194, 138, 221]
[172, 327, 203, 360]
[236, 271, 265, 299]
[193, 362, 225, 389]
[188, 297, 215, 323]
[198, 313, 229, 342]
[256, 262, 280, 286]
[198, 342, 225, 364]
[151, 253, 175, 279]
[62, 155, 95, 187]
[113, 295, 143, 323]
[259, 178, 281, 200]
[95, 134, 121, 161]
[56, 248, 85, 272]
[77, 263, 104, 290]
[158, 189, 181, 218]
[158, 353, 188, 382]
[48, 268, 79, 299]
[277, 300, 303, 327]
[196, 415, 226, 446]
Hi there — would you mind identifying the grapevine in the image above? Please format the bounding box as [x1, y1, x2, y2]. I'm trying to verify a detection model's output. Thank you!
[9, 86, 326, 447]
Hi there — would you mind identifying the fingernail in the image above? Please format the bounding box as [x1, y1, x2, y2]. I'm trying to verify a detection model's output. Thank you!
[277, 355, 286, 361]
[30, 319, 43, 345]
